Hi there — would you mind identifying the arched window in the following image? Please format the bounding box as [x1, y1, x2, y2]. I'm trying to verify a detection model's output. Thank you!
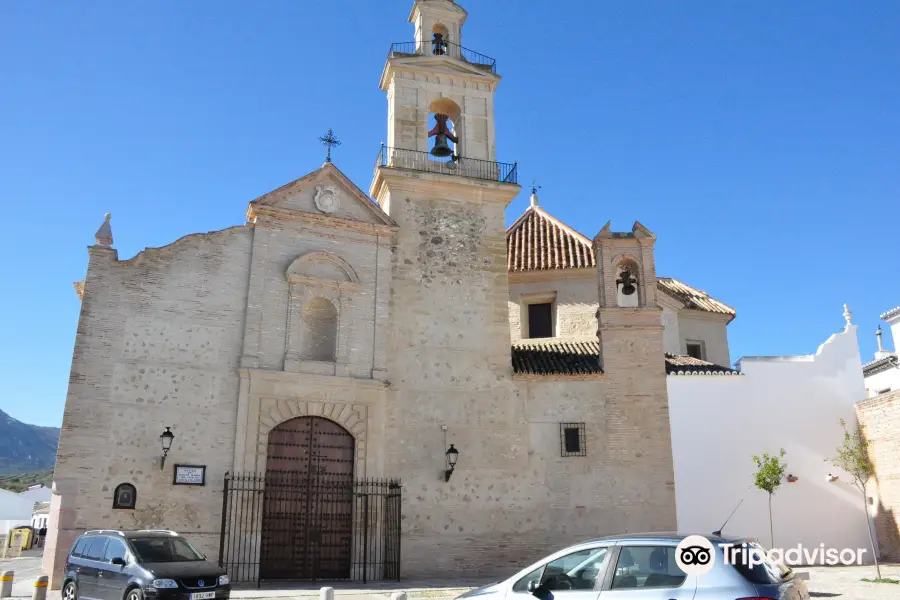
[428, 97, 462, 160]
[301, 297, 338, 361]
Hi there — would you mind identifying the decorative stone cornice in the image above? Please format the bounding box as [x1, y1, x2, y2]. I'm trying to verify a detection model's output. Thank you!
[247, 205, 397, 238]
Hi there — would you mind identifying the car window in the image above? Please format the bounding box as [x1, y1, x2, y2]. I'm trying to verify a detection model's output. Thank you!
[512, 566, 543, 593]
[129, 537, 205, 563]
[84, 537, 109, 561]
[611, 546, 686, 590]
[71, 538, 90, 558]
[540, 547, 609, 592]
[104, 538, 128, 563]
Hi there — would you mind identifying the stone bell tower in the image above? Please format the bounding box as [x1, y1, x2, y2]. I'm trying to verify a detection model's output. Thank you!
[593, 221, 677, 526]
[370, 0, 523, 576]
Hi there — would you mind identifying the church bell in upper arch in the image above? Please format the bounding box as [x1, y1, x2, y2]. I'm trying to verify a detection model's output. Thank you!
[430, 134, 453, 158]
[428, 113, 458, 158]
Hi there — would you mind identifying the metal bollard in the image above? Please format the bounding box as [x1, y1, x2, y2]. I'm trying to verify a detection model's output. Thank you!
[391, 593, 407, 600]
[0, 571, 13, 599]
[31, 576, 48, 600]
[319, 587, 334, 600]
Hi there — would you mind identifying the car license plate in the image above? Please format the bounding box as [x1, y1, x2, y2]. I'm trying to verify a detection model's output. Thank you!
[190, 593, 215, 600]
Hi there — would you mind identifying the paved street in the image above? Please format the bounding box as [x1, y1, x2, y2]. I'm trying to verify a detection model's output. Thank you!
[2, 555, 899, 600]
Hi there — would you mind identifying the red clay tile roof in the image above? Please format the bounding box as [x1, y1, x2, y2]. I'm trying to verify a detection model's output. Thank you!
[510, 341, 739, 376]
[657, 278, 736, 323]
[507, 206, 595, 271]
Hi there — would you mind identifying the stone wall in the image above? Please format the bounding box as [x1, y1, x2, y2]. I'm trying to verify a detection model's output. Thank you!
[675, 310, 732, 367]
[857, 390, 900, 560]
[46, 226, 254, 587]
[508, 269, 597, 341]
[373, 170, 676, 577]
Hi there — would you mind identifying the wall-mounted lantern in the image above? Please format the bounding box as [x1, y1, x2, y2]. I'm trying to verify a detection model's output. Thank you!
[159, 427, 175, 470]
[445, 444, 459, 482]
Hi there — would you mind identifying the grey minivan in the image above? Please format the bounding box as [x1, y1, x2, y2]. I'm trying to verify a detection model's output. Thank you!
[456, 532, 810, 600]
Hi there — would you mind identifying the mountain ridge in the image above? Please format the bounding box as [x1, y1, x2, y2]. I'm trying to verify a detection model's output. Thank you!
[0, 409, 60, 476]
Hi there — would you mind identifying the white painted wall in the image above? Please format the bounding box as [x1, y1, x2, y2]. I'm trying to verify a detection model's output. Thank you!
[0, 489, 35, 532]
[865, 364, 900, 398]
[667, 323, 876, 560]
[676, 311, 731, 367]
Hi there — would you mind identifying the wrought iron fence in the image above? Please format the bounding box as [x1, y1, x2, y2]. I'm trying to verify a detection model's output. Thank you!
[218, 472, 401, 585]
[375, 145, 518, 185]
[387, 40, 497, 74]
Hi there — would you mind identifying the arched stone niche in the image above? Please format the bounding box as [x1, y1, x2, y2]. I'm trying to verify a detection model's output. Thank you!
[284, 252, 361, 376]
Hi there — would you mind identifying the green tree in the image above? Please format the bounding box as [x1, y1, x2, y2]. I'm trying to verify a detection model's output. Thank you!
[752, 448, 787, 548]
[827, 418, 882, 580]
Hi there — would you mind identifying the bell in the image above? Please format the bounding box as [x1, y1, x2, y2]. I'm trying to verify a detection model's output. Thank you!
[431, 133, 453, 157]
[617, 269, 637, 295]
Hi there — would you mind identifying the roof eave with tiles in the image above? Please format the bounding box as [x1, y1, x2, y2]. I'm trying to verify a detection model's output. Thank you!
[509, 341, 740, 376]
[863, 354, 899, 377]
[880, 306, 900, 321]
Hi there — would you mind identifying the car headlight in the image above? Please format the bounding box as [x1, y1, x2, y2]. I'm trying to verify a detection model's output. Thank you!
[152, 579, 178, 589]
[217, 575, 230, 586]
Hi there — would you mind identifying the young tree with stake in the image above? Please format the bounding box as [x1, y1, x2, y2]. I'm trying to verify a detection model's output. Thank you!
[752, 448, 787, 549]
[827, 418, 882, 580]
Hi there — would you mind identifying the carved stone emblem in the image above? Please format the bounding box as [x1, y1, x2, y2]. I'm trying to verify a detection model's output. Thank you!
[314, 185, 340, 214]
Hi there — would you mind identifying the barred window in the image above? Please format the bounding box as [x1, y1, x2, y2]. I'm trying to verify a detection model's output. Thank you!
[560, 423, 586, 457]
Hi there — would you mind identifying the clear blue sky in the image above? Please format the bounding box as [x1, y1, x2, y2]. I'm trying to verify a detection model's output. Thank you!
[2, 1, 898, 427]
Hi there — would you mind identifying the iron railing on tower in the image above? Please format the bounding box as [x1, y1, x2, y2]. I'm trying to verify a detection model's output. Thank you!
[375, 144, 518, 185]
[387, 39, 497, 74]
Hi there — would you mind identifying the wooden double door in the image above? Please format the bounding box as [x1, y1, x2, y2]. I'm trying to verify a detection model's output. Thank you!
[259, 416, 355, 580]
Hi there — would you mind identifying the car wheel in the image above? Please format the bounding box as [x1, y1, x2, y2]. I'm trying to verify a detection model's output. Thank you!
[125, 588, 144, 600]
[63, 581, 78, 600]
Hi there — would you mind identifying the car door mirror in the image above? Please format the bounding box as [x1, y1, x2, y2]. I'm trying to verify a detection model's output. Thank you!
[528, 580, 551, 600]
[110, 557, 126, 566]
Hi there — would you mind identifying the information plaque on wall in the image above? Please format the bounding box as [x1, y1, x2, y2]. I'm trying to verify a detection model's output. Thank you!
[173, 464, 206, 486]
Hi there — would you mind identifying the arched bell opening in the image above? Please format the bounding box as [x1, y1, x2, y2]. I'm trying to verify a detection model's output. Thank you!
[428, 97, 462, 161]
[431, 23, 449, 55]
[615, 258, 642, 308]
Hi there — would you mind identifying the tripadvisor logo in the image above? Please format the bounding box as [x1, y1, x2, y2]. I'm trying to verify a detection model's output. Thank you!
[675, 535, 716, 576]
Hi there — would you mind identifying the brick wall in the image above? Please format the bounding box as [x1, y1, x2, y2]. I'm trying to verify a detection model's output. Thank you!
[857, 390, 900, 560]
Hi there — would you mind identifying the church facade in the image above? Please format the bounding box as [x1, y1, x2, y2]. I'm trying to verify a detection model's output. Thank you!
[44, 0, 739, 587]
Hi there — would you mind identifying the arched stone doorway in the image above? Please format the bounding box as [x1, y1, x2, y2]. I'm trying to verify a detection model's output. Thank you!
[260, 416, 355, 580]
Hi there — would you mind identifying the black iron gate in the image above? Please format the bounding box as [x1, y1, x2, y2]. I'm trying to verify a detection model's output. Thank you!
[218, 472, 401, 585]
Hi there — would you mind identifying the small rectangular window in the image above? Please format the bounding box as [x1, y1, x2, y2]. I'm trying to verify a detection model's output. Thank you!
[686, 341, 704, 360]
[528, 303, 553, 338]
[560, 423, 586, 457]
